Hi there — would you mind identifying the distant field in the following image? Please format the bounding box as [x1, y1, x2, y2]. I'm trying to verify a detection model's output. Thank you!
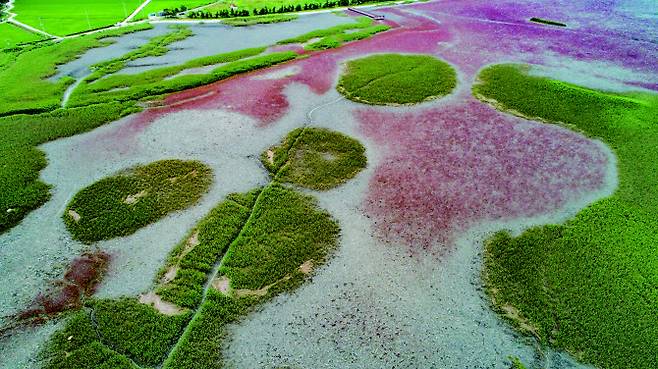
[0, 23, 46, 48]
[134, 0, 217, 20]
[12, 0, 144, 36]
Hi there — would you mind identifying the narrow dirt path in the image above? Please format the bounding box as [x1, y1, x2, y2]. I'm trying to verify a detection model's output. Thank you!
[121, 0, 152, 25]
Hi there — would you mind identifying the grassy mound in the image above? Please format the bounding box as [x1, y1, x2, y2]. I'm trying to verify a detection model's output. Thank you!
[474, 64, 658, 369]
[64, 160, 212, 243]
[262, 127, 367, 190]
[337, 53, 457, 105]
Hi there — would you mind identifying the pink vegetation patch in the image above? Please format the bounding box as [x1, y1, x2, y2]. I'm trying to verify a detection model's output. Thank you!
[18, 251, 110, 323]
[358, 99, 610, 250]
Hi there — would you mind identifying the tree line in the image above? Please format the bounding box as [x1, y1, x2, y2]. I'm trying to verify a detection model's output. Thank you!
[185, 0, 383, 19]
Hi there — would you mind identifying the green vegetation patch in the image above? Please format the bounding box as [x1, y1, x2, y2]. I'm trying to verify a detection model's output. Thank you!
[68, 50, 298, 107]
[0, 102, 139, 235]
[0, 23, 47, 49]
[262, 127, 367, 190]
[475, 64, 658, 369]
[0, 23, 152, 116]
[12, 0, 145, 36]
[529, 17, 567, 27]
[92, 298, 192, 366]
[41, 310, 136, 369]
[84, 25, 193, 84]
[337, 53, 457, 105]
[64, 159, 212, 243]
[157, 190, 259, 308]
[278, 16, 372, 44]
[222, 13, 298, 26]
[304, 23, 390, 51]
[220, 183, 340, 290]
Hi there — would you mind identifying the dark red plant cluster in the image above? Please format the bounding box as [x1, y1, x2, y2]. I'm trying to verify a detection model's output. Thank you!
[18, 251, 110, 323]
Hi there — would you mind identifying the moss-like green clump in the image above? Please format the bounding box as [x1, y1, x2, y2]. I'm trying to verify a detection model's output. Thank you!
[64, 159, 212, 243]
[262, 127, 367, 190]
[337, 53, 457, 105]
[222, 13, 298, 26]
[475, 64, 658, 369]
[41, 299, 190, 369]
[220, 183, 340, 289]
[92, 298, 192, 366]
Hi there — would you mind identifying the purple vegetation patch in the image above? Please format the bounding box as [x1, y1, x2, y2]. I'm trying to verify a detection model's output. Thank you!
[357, 99, 611, 250]
[18, 251, 110, 323]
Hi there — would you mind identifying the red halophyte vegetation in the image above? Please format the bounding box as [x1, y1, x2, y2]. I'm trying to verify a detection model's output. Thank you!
[18, 251, 110, 322]
[357, 99, 611, 250]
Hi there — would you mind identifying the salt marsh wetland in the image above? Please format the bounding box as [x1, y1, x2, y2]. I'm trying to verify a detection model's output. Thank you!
[0, 1, 656, 369]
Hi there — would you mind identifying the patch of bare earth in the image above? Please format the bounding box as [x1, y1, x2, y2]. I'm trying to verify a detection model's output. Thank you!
[123, 190, 148, 205]
[139, 292, 186, 315]
[68, 210, 81, 222]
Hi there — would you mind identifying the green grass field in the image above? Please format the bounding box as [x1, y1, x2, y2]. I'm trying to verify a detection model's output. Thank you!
[0, 23, 46, 48]
[476, 64, 658, 369]
[12, 0, 144, 36]
[337, 53, 457, 105]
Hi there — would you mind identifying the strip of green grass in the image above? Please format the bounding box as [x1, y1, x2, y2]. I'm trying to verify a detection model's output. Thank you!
[0, 102, 140, 234]
[263, 127, 367, 190]
[80, 46, 267, 93]
[475, 64, 658, 369]
[0, 23, 46, 49]
[0, 23, 152, 116]
[85, 25, 193, 83]
[222, 13, 298, 26]
[12, 0, 145, 36]
[64, 159, 213, 243]
[305, 23, 390, 50]
[277, 15, 372, 44]
[68, 50, 299, 107]
[337, 53, 457, 105]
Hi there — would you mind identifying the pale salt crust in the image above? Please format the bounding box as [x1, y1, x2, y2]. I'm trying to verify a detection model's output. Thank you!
[219, 82, 615, 369]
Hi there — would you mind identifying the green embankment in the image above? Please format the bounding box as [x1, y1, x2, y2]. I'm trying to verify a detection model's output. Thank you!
[64, 160, 213, 243]
[12, 0, 144, 36]
[337, 53, 457, 105]
[476, 64, 658, 369]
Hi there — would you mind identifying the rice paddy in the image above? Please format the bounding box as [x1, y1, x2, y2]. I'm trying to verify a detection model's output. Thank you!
[0, 1, 656, 369]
